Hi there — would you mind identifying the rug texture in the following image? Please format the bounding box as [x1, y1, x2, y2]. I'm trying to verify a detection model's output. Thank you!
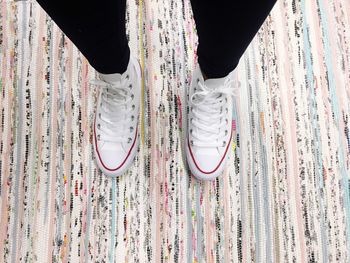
[0, 0, 350, 262]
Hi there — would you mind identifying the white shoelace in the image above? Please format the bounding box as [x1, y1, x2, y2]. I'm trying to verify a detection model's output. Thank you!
[89, 76, 135, 143]
[189, 75, 239, 147]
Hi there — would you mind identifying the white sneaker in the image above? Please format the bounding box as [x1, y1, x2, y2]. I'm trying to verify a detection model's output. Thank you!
[185, 63, 239, 180]
[89, 55, 142, 177]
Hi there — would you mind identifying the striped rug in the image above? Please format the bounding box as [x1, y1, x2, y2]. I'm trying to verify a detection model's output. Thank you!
[1, 0, 350, 262]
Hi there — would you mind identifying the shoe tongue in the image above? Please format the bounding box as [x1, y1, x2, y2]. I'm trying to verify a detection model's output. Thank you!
[99, 72, 122, 83]
[202, 76, 228, 100]
[203, 75, 227, 90]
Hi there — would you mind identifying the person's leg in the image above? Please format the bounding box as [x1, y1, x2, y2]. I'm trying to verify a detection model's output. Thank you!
[36, 0, 142, 177]
[190, 0, 278, 79]
[35, 0, 130, 74]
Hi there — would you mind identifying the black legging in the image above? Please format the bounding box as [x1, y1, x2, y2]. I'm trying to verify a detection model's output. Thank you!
[35, 0, 277, 78]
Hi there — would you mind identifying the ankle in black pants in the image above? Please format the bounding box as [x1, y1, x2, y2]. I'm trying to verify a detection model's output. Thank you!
[35, 0, 277, 78]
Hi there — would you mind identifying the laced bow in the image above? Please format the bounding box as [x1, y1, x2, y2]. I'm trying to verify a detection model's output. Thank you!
[189, 75, 239, 147]
[89, 76, 135, 143]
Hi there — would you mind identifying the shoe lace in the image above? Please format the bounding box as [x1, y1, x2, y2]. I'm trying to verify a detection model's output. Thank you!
[189, 75, 239, 147]
[89, 76, 135, 143]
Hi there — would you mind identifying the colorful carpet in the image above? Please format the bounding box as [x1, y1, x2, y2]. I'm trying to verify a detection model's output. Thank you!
[1, 0, 350, 262]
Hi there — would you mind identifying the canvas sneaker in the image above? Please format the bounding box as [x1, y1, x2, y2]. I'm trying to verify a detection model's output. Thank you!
[185, 63, 239, 180]
[89, 54, 142, 177]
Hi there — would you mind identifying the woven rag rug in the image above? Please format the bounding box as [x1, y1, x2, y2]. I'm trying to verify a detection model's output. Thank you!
[1, 0, 350, 262]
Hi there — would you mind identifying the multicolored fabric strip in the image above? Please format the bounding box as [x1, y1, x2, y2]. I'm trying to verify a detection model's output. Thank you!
[0, 0, 350, 262]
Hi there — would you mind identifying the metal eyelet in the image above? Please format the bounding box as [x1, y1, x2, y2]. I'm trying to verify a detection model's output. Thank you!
[132, 104, 135, 110]
[190, 129, 193, 134]
[197, 78, 200, 84]
[97, 123, 100, 129]
[126, 74, 130, 80]
[131, 94, 134, 99]
[129, 84, 132, 89]
[222, 140, 226, 146]
[131, 115, 134, 121]
[128, 137, 132, 143]
[130, 126, 134, 132]
[225, 129, 228, 135]
[97, 134, 100, 141]
[225, 118, 228, 124]
[190, 140, 194, 146]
